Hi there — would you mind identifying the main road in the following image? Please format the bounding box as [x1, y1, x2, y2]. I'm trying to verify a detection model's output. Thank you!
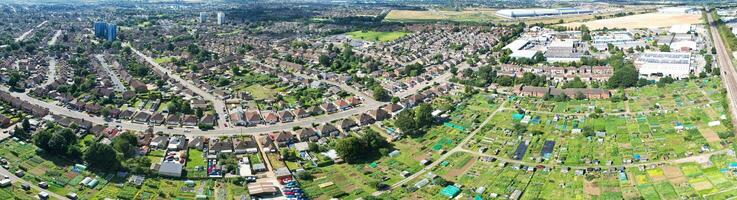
[707, 10, 737, 130]
[1, 73, 451, 137]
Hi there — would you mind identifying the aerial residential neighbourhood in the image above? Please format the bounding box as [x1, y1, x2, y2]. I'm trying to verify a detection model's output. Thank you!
[2, 0, 737, 199]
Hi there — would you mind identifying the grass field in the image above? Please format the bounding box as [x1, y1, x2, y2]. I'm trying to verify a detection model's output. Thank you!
[384, 9, 500, 23]
[346, 31, 409, 42]
[562, 12, 702, 30]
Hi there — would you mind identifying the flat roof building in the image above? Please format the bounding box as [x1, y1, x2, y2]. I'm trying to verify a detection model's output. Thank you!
[497, 8, 594, 19]
[635, 52, 692, 80]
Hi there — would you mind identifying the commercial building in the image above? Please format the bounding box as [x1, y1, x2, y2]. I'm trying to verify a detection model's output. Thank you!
[217, 12, 225, 25]
[496, 8, 594, 19]
[635, 52, 692, 80]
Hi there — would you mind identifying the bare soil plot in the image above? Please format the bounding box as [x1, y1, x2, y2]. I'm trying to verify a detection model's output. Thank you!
[698, 127, 721, 143]
[562, 13, 702, 30]
[441, 157, 477, 181]
[662, 166, 688, 185]
[584, 180, 602, 196]
[384, 9, 499, 22]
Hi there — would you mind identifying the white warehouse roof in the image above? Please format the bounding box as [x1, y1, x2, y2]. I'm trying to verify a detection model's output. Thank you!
[496, 8, 594, 19]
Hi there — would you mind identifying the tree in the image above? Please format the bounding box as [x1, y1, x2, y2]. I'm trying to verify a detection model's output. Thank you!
[712, 47, 717, 54]
[21, 118, 30, 131]
[575, 91, 586, 100]
[372, 86, 390, 102]
[308, 142, 320, 152]
[280, 148, 299, 162]
[84, 143, 120, 170]
[112, 132, 138, 158]
[607, 65, 639, 88]
[394, 110, 417, 135]
[47, 133, 68, 152]
[334, 137, 364, 163]
[659, 45, 671, 52]
[12, 127, 30, 140]
[414, 103, 434, 129]
[319, 55, 331, 67]
[124, 157, 151, 174]
[296, 170, 313, 180]
[33, 130, 53, 151]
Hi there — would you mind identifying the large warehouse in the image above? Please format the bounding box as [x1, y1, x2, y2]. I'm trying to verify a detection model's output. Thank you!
[496, 8, 594, 19]
[635, 52, 692, 80]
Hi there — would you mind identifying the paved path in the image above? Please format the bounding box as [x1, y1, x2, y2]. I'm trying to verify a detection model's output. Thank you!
[47, 30, 61, 46]
[37, 57, 57, 89]
[94, 54, 126, 92]
[125, 43, 229, 129]
[707, 11, 737, 130]
[373, 100, 507, 196]
[15, 20, 46, 42]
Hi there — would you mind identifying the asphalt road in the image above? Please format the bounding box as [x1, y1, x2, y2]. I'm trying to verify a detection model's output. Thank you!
[707, 11, 737, 130]
[94, 54, 127, 92]
[125, 43, 230, 129]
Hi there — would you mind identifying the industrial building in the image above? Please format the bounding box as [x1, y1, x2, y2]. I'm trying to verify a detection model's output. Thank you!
[635, 52, 692, 80]
[544, 39, 584, 63]
[658, 7, 698, 14]
[592, 31, 645, 51]
[496, 8, 594, 19]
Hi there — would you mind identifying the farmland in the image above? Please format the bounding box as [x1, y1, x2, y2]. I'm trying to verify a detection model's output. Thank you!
[562, 12, 702, 30]
[383, 9, 500, 23]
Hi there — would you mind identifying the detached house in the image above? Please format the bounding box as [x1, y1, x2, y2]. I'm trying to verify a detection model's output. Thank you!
[245, 111, 263, 126]
[269, 131, 294, 147]
[278, 110, 295, 122]
[320, 102, 337, 113]
[317, 123, 340, 137]
[356, 113, 375, 126]
[293, 128, 318, 142]
[293, 108, 310, 118]
[338, 118, 357, 131]
[263, 112, 279, 124]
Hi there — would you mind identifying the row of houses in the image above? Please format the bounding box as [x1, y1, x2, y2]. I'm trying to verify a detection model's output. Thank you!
[0, 91, 49, 117]
[497, 65, 613, 83]
[229, 96, 362, 127]
[513, 85, 611, 99]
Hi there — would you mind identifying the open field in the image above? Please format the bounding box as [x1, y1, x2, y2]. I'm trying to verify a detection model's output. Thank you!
[346, 31, 409, 42]
[562, 12, 702, 30]
[384, 9, 500, 23]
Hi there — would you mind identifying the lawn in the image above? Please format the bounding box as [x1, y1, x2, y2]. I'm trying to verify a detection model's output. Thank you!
[243, 84, 278, 100]
[346, 31, 409, 42]
[186, 149, 206, 178]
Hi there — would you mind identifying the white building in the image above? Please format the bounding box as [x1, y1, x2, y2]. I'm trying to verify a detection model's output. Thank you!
[503, 39, 530, 52]
[217, 12, 225, 25]
[635, 52, 692, 80]
[669, 24, 693, 34]
[658, 7, 698, 14]
[592, 31, 645, 51]
[496, 8, 594, 19]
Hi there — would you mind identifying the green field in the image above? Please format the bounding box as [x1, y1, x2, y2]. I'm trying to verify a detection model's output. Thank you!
[346, 31, 409, 42]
